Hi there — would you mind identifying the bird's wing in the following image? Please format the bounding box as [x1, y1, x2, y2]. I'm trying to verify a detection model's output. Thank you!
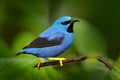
[23, 33, 64, 49]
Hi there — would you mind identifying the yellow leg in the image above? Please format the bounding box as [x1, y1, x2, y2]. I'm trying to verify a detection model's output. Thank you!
[48, 58, 66, 66]
[37, 59, 41, 68]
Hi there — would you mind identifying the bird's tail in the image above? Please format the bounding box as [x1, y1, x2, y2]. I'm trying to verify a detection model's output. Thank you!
[16, 52, 22, 56]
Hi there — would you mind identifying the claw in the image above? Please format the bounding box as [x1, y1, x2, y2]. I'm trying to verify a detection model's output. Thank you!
[34, 59, 41, 68]
[48, 58, 66, 66]
[37, 61, 41, 68]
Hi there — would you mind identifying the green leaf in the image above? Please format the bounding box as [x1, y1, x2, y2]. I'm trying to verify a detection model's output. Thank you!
[0, 57, 61, 80]
[0, 58, 36, 79]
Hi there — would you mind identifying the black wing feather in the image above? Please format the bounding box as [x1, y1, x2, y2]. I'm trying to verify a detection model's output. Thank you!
[23, 37, 64, 49]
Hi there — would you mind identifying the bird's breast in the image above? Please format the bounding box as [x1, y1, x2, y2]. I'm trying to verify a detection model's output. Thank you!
[60, 33, 74, 48]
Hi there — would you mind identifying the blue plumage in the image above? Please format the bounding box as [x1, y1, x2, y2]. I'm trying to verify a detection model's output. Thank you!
[17, 16, 79, 58]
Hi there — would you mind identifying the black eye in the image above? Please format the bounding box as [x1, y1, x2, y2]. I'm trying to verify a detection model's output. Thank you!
[61, 20, 72, 25]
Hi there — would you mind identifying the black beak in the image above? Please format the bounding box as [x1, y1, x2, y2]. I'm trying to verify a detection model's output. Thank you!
[67, 19, 79, 33]
[72, 20, 80, 23]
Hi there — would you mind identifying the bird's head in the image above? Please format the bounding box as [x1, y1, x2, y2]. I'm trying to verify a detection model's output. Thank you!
[52, 16, 79, 33]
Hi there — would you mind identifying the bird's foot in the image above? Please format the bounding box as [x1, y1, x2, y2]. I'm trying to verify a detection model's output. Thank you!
[48, 58, 66, 66]
[34, 59, 41, 68]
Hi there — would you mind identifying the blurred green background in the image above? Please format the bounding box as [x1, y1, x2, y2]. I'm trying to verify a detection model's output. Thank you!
[0, 0, 120, 80]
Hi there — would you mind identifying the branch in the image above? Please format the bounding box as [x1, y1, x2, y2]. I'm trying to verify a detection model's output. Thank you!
[33, 56, 87, 68]
[33, 56, 114, 70]
[97, 56, 114, 70]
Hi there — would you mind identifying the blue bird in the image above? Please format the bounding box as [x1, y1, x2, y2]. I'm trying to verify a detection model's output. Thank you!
[16, 16, 79, 67]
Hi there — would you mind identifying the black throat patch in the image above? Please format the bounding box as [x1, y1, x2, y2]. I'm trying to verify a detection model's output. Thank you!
[67, 23, 74, 33]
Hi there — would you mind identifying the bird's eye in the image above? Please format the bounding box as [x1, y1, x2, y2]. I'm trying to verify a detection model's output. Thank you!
[61, 20, 72, 25]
